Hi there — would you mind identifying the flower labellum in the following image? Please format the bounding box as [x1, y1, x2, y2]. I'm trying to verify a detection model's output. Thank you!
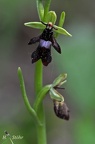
[28, 21, 61, 66]
[53, 100, 70, 120]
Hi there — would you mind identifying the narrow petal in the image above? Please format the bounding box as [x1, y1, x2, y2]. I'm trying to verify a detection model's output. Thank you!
[52, 37, 61, 53]
[28, 36, 40, 45]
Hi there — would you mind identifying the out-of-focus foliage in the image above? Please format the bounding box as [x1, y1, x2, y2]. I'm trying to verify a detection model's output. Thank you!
[0, 0, 95, 144]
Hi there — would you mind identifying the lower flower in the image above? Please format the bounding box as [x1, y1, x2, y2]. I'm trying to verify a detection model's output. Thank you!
[53, 100, 70, 120]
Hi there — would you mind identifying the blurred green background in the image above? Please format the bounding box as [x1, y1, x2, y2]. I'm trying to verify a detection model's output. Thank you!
[0, 0, 95, 144]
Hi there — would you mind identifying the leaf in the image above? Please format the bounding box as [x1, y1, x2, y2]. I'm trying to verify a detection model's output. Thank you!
[17, 67, 42, 126]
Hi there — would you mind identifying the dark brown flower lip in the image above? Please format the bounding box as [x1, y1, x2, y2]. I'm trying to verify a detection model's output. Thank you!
[53, 100, 70, 120]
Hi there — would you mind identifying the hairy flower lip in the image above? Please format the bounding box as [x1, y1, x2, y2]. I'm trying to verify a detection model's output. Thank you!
[53, 100, 70, 120]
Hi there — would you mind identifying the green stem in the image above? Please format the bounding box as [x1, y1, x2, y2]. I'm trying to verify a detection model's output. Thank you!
[35, 1, 52, 144]
[36, 103, 47, 144]
[34, 60, 47, 144]
[34, 60, 43, 96]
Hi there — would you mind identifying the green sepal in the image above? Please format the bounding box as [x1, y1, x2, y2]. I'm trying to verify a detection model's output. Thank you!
[24, 22, 45, 29]
[54, 25, 72, 36]
[46, 11, 57, 24]
[55, 11, 65, 37]
[49, 87, 64, 102]
[52, 73, 67, 88]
